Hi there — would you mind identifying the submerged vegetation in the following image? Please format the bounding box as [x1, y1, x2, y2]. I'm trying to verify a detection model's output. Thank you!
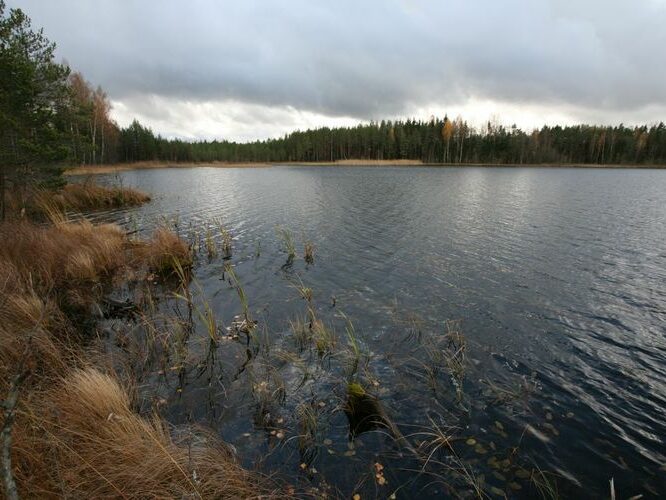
[2, 3, 661, 499]
[0, 202, 608, 497]
[0, 196, 281, 497]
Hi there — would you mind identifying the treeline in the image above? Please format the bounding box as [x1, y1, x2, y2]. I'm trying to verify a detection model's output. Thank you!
[121, 118, 666, 166]
[0, 1, 122, 218]
[3, 1, 666, 220]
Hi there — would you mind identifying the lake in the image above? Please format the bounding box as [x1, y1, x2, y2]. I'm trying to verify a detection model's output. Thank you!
[90, 166, 666, 498]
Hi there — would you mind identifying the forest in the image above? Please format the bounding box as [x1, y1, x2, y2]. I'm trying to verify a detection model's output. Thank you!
[2, 0, 666, 217]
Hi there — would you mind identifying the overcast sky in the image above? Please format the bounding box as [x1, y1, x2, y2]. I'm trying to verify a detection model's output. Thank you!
[10, 0, 666, 141]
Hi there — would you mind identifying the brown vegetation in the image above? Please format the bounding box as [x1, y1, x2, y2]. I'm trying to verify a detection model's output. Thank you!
[37, 179, 151, 211]
[0, 217, 271, 498]
[132, 227, 192, 274]
[65, 161, 271, 176]
[12, 368, 271, 498]
[4, 179, 150, 221]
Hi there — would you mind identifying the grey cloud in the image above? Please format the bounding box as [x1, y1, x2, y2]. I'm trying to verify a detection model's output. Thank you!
[10, 0, 666, 121]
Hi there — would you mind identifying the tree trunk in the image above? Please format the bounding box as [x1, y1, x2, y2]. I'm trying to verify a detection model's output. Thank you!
[0, 165, 5, 222]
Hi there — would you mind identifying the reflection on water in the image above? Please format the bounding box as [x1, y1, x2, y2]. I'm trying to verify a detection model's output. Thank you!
[89, 166, 666, 498]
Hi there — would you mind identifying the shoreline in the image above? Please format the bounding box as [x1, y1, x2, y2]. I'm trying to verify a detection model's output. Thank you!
[64, 159, 666, 175]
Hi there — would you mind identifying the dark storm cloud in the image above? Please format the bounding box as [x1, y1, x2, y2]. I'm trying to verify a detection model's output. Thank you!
[11, 0, 666, 121]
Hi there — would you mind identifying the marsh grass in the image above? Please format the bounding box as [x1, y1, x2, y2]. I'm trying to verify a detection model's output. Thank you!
[483, 373, 538, 409]
[250, 364, 286, 428]
[310, 315, 336, 358]
[531, 466, 560, 500]
[218, 221, 233, 259]
[225, 264, 252, 324]
[303, 241, 315, 264]
[289, 316, 313, 351]
[204, 228, 217, 258]
[171, 263, 220, 345]
[133, 227, 192, 275]
[34, 179, 150, 213]
[12, 368, 274, 498]
[341, 312, 364, 381]
[0, 221, 270, 497]
[443, 320, 467, 401]
[276, 226, 296, 263]
[296, 401, 320, 461]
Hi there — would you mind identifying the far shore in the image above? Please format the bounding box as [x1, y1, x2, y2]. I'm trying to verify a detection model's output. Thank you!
[64, 159, 666, 175]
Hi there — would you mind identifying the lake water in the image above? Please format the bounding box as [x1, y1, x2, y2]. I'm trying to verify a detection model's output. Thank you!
[90, 166, 666, 498]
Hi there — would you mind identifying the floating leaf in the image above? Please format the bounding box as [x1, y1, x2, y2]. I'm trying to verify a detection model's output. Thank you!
[515, 468, 531, 479]
[492, 471, 506, 481]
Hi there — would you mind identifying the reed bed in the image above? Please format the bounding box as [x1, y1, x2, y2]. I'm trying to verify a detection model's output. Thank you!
[36, 179, 151, 211]
[132, 226, 192, 275]
[12, 368, 273, 498]
[0, 216, 275, 498]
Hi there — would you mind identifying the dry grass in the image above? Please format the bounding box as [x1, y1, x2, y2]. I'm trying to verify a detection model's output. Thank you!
[132, 227, 192, 274]
[0, 218, 272, 498]
[36, 179, 150, 211]
[0, 290, 70, 381]
[12, 368, 274, 498]
[0, 219, 189, 375]
[0, 220, 126, 296]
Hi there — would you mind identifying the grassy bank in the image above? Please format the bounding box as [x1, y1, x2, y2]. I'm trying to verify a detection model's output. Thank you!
[65, 161, 272, 175]
[0, 185, 275, 498]
[4, 179, 151, 221]
[65, 159, 666, 175]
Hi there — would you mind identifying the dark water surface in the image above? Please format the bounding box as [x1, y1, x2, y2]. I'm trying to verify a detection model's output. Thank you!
[90, 166, 666, 498]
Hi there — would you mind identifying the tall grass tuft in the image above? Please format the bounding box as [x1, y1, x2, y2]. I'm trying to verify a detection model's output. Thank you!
[12, 368, 274, 498]
[276, 226, 296, 263]
[35, 178, 150, 212]
[303, 241, 315, 264]
[133, 227, 192, 275]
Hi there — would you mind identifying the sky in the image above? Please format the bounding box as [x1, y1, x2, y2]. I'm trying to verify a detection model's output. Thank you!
[10, 0, 666, 142]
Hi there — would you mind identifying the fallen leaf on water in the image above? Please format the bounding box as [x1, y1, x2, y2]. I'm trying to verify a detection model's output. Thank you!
[515, 468, 531, 479]
[492, 471, 506, 481]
